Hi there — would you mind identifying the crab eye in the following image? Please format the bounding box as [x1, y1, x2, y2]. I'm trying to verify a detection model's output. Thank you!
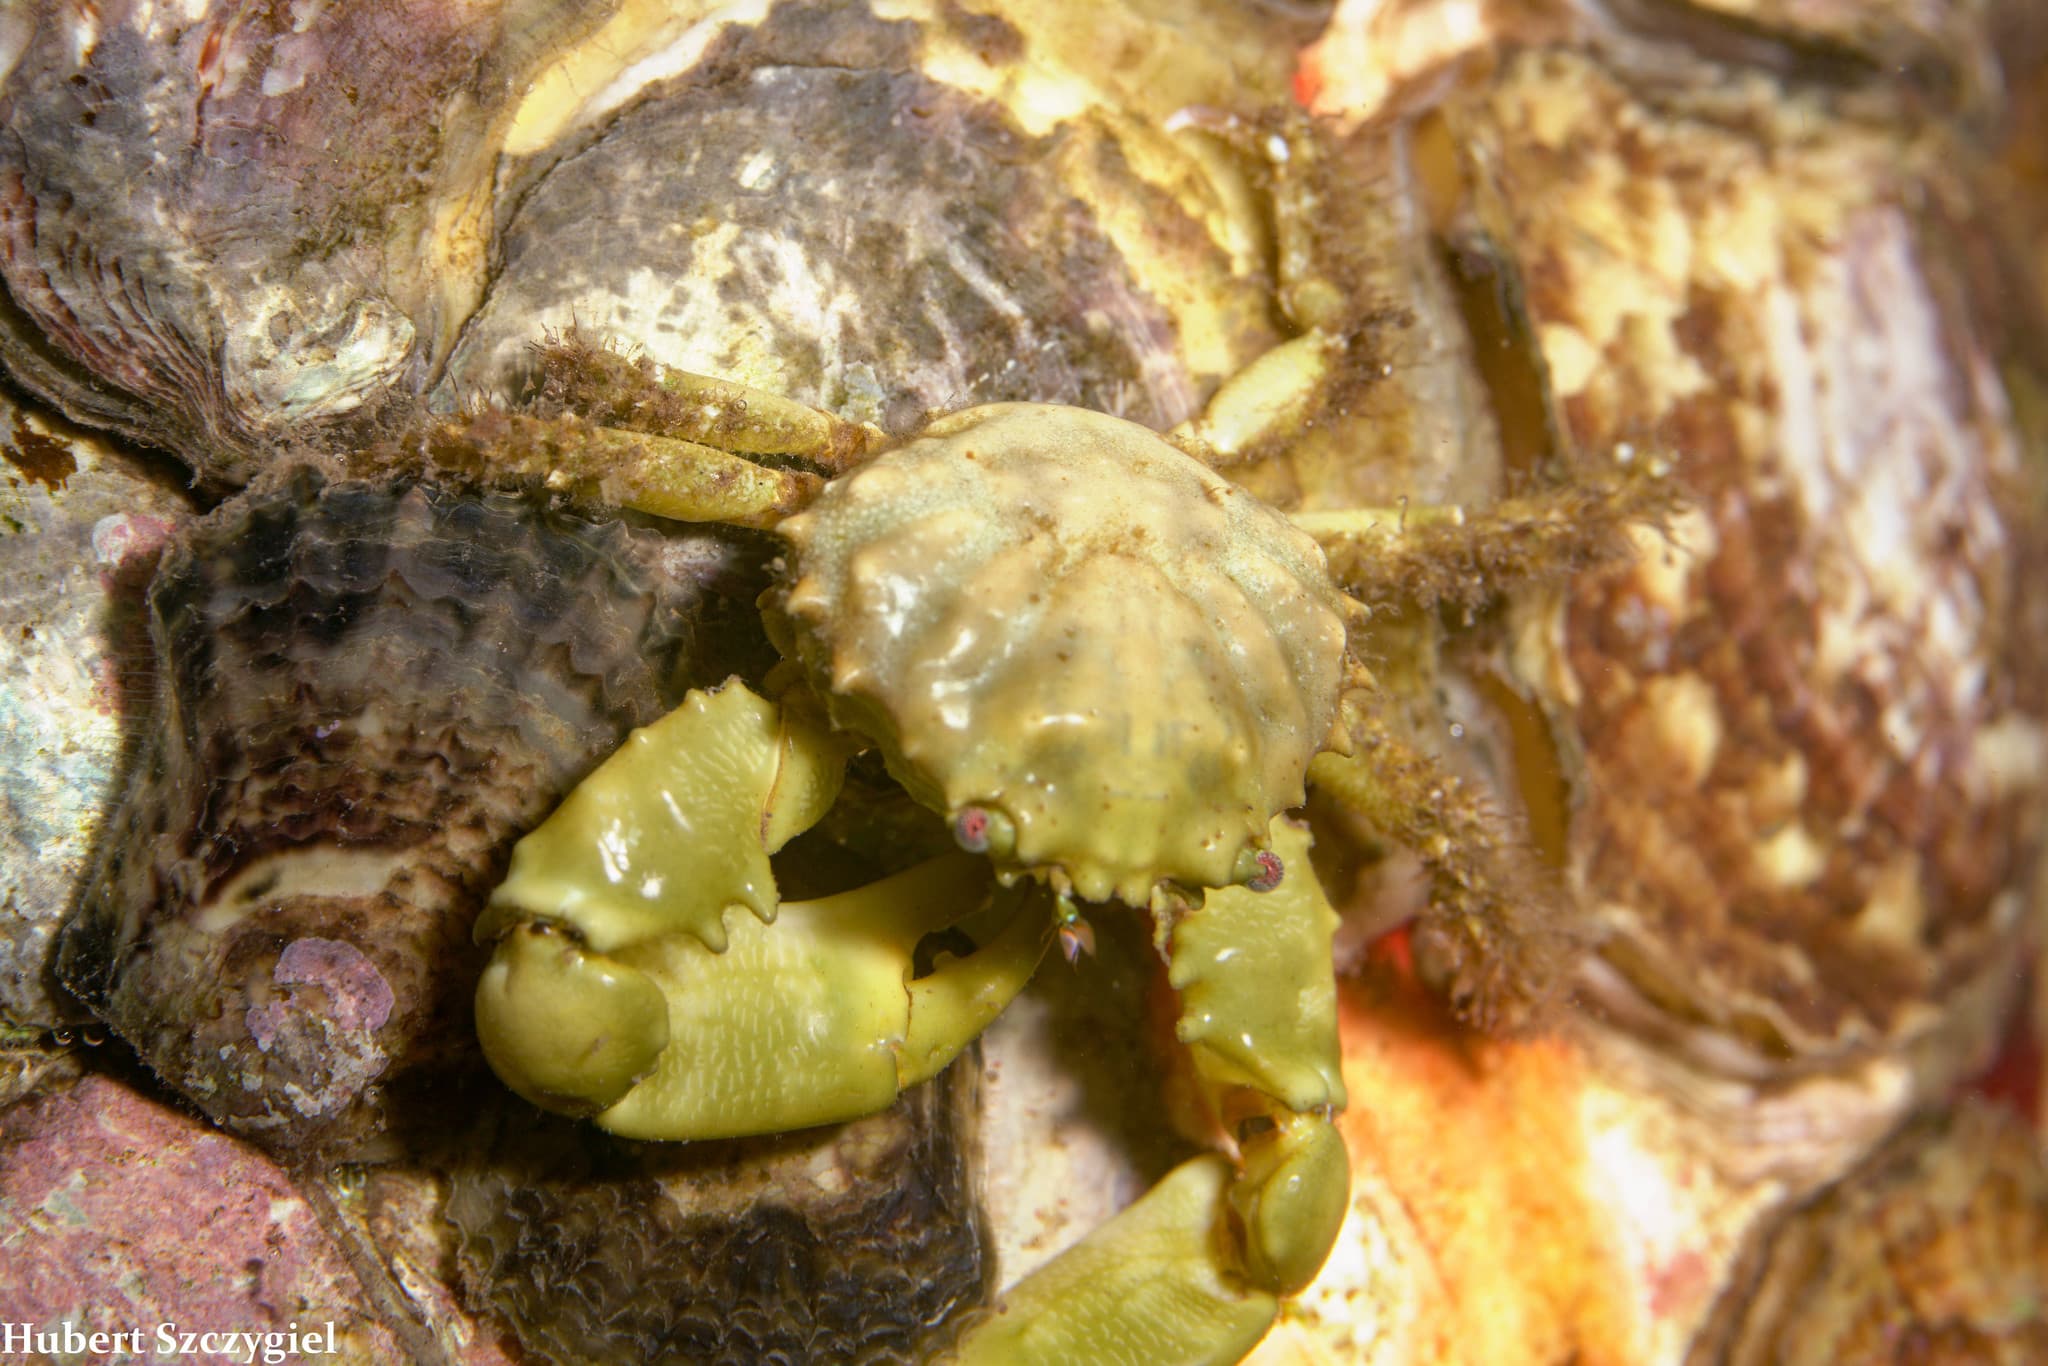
[1232, 844, 1286, 893]
[1246, 849, 1285, 894]
[952, 804, 1016, 858]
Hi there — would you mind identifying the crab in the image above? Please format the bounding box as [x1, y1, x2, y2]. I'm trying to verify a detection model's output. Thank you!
[448, 372, 1358, 1359]
[3, 0, 2042, 1360]
[446, 205, 1666, 1355]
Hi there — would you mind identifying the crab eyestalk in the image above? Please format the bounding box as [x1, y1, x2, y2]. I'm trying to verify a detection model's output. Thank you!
[1231, 843, 1286, 893]
[952, 804, 1017, 859]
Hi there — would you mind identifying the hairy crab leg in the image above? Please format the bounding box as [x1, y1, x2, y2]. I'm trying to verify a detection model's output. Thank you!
[533, 331, 885, 474]
[377, 410, 819, 526]
[1153, 109, 1676, 617]
[1163, 106, 1350, 473]
[1170, 330, 1338, 467]
[1292, 472, 1679, 612]
[1310, 692, 1577, 1031]
[382, 336, 893, 526]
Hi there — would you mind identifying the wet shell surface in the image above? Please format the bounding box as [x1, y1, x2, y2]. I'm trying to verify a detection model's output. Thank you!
[1432, 38, 2048, 1084]
[1687, 1100, 2048, 1364]
[446, 1075, 987, 1365]
[777, 402, 1353, 904]
[58, 468, 770, 1159]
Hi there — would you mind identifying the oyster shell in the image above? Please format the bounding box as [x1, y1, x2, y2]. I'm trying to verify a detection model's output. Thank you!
[58, 468, 771, 1158]
[446, 1076, 987, 1365]
[1477, 43, 2041, 1086]
[1304, 0, 2047, 1105]
[0, 1, 611, 482]
[1688, 1100, 2048, 1364]
[0, 391, 190, 1042]
[0, 0, 1302, 480]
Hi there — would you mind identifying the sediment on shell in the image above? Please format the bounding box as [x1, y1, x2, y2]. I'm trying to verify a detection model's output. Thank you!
[58, 466, 774, 1160]
[446, 1070, 988, 1366]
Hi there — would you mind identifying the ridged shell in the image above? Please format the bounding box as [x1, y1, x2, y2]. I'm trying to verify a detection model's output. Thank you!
[58, 468, 769, 1159]
[1687, 1101, 2048, 1364]
[777, 403, 1351, 905]
[446, 1075, 987, 1366]
[1429, 40, 2048, 1082]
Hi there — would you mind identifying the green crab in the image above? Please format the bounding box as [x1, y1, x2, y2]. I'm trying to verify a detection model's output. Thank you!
[446, 276, 1661, 1357]
[462, 369, 1358, 1361]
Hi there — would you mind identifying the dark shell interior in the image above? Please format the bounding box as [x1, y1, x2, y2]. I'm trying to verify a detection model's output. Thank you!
[58, 467, 774, 1160]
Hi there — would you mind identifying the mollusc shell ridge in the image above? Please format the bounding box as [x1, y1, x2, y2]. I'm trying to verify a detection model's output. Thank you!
[59, 468, 769, 1159]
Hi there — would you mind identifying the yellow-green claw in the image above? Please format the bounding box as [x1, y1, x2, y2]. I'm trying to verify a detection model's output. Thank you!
[594, 426, 822, 527]
[1164, 818, 1347, 1113]
[593, 854, 1041, 1141]
[473, 922, 670, 1116]
[473, 680, 1046, 1141]
[1229, 1112, 1351, 1296]
[941, 1155, 1279, 1366]
[477, 684, 849, 955]
[901, 884, 1051, 1088]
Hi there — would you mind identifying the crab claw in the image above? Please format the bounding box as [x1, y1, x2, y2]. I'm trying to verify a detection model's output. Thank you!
[474, 680, 1050, 1139]
[473, 920, 671, 1118]
[479, 847, 1050, 1140]
[475, 682, 852, 956]
[942, 1155, 1280, 1366]
[940, 1121, 1346, 1364]
[1170, 819, 1347, 1115]
[943, 819, 1351, 1363]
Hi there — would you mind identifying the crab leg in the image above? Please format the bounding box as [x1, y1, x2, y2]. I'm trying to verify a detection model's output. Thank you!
[405, 334, 896, 524]
[1170, 332, 1336, 466]
[395, 410, 820, 527]
[944, 1155, 1280, 1366]
[1292, 473, 1677, 611]
[535, 331, 885, 473]
[945, 818, 1351, 1364]
[1308, 692, 1573, 1030]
